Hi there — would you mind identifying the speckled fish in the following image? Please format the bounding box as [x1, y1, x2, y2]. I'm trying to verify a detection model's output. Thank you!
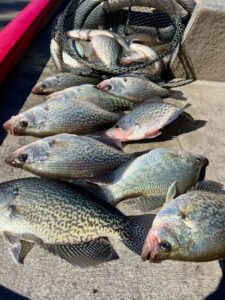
[104, 0, 189, 19]
[97, 76, 171, 103]
[101, 148, 207, 212]
[61, 39, 94, 75]
[0, 177, 154, 267]
[32, 73, 100, 95]
[142, 180, 225, 263]
[128, 25, 176, 43]
[106, 99, 190, 141]
[5, 134, 140, 180]
[120, 43, 163, 76]
[3, 98, 120, 137]
[126, 32, 161, 48]
[90, 35, 123, 66]
[67, 29, 130, 51]
[46, 84, 134, 112]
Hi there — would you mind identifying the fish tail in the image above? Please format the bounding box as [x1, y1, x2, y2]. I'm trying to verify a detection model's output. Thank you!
[121, 214, 155, 256]
[100, 186, 118, 205]
[164, 103, 191, 128]
[91, 134, 124, 151]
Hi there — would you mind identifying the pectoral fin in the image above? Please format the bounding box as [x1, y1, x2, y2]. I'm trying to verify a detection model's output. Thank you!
[42, 237, 119, 268]
[165, 182, 179, 204]
[3, 232, 34, 265]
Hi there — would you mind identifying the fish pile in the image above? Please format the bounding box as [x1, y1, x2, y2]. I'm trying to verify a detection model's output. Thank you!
[3, 0, 225, 271]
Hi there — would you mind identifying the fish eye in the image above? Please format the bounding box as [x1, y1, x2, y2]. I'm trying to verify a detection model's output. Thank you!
[115, 124, 119, 128]
[17, 154, 28, 163]
[106, 84, 112, 91]
[159, 241, 172, 252]
[20, 120, 28, 128]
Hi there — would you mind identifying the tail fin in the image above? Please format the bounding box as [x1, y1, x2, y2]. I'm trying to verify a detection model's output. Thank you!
[121, 214, 155, 256]
[99, 186, 118, 205]
[87, 133, 124, 151]
[163, 103, 191, 128]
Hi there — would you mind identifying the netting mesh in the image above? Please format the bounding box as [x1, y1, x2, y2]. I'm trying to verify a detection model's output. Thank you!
[51, 0, 186, 75]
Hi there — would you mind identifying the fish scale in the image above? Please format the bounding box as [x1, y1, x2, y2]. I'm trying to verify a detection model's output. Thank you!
[0, 178, 154, 267]
[142, 181, 225, 262]
[102, 148, 206, 211]
[5, 134, 136, 180]
[46, 85, 135, 113]
[0, 178, 124, 244]
[106, 100, 190, 141]
[3, 98, 120, 137]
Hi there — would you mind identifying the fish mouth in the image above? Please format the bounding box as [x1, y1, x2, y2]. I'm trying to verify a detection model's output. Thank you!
[96, 81, 110, 92]
[32, 84, 43, 95]
[5, 153, 18, 166]
[106, 128, 130, 142]
[3, 119, 16, 135]
[141, 233, 162, 263]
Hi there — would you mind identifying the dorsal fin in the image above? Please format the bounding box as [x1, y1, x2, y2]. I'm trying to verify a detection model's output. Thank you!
[195, 180, 225, 194]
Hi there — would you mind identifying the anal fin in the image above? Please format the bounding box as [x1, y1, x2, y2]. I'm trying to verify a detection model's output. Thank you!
[42, 237, 119, 268]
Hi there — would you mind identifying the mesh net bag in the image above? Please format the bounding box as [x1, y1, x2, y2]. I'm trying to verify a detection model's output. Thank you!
[51, 0, 192, 76]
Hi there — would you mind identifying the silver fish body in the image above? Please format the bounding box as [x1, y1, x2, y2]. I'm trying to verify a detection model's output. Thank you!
[46, 84, 134, 112]
[142, 180, 225, 263]
[102, 148, 207, 211]
[5, 134, 136, 180]
[91, 35, 123, 66]
[106, 99, 190, 141]
[3, 98, 120, 137]
[120, 43, 163, 77]
[67, 29, 130, 52]
[97, 76, 171, 103]
[0, 178, 154, 267]
[32, 73, 100, 95]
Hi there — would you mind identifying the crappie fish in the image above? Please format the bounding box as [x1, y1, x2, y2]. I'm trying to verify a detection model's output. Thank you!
[128, 25, 176, 44]
[97, 76, 171, 102]
[120, 43, 163, 76]
[5, 134, 139, 180]
[91, 35, 122, 66]
[104, 0, 189, 19]
[101, 148, 207, 211]
[61, 39, 94, 75]
[106, 99, 190, 141]
[3, 98, 120, 137]
[142, 180, 225, 263]
[32, 73, 100, 95]
[0, 177, 154, 267]
[46, 84, 134, 112]
[126, 32, 161, 48]
[67, 29, 130, 51]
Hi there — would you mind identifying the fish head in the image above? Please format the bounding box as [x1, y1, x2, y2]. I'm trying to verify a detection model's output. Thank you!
[142, 225, 180, 263]
[141, 192, 213, 263]
[5, 138, 52, 169]
[141, 211, 192, 263]
[3, 106, 47, 136]
[97, 77, 128, 98]
[32, 81, 52, 94]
